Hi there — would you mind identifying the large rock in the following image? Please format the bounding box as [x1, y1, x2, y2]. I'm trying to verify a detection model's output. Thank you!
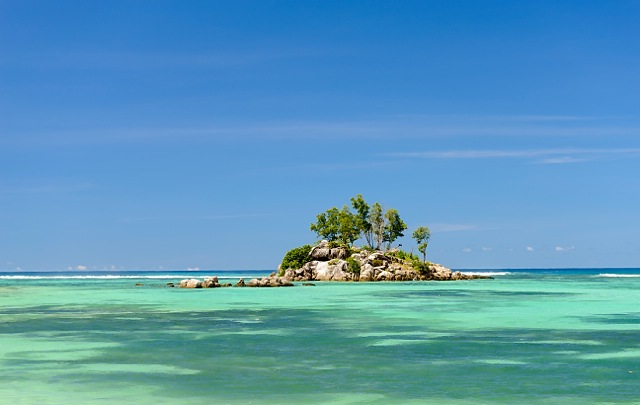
[399, 269, 419, 281]
[367, 251, 388, 261]
[375, 270, 392, 281]
[309, 240, 332, 260]
[283, 262, 313, 281]
[202, 276, 220, 288]
[179, 278, 202, 288]
[314, 260, 354, 281]
[359, 263, 375, 281]
[329, 247, 348, 260]
[179, 276, 223, 288]
[283, 260, 315, 281]
[428, 263, 454, 280]
[309, 240, 349, 261]
[247, 275, 294, 287]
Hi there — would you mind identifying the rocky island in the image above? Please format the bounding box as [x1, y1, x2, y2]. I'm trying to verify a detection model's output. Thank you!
[278, 240, 488, 282]
[178, 195, 491, 288]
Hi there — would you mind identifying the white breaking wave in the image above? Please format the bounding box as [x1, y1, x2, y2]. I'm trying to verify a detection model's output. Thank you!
[460, 271, 511, 277]
[0, 275, 186, 280]
[597, 274, 640, 278]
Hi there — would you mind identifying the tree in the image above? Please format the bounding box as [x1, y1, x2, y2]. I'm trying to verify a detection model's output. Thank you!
[310, 205, 360, 246]
[280, 244, 313, 274]
[370, 202, 385, 249]
[310, 207, 341, 242]
[412, 226, 431, 263]
[350, 194, 372, 247]
[383, 208, 407, 249]
[310, 196, 408, 250]
[337, 205, 360, 245]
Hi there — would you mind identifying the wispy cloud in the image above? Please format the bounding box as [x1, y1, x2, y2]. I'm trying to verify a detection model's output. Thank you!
[385, 148, 640, 163]
[500, 115, 594, 122]
[534, 157, 586, 165]
[4, 113, 640, 148]
[555, 246, 575, 252]
[526, 246, 535, 252]
[394, 113, 596, 122]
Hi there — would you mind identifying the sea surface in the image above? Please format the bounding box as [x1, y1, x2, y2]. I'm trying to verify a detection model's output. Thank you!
[1, 268, 640, 404]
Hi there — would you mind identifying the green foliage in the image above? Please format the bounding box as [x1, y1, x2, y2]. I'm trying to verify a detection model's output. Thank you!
[412, 259, 429, 274]
[360, 199, 406, 250]
[370, 259, 384, 267]
[310, 207, 341, 242]
[346, 257, 361, 275]
[327, 240, 340, 248]
[386, 249, 402, 259]
[370, 202, 385, 249]
[327, 242, 354, 258]
[293, 197, 436, 279]
[351, 194, 372, 247]
[384, 249, 425, 273]
[338, 206, 360, 245]
[383, 208, 407, 249]
[388, 249, 415, 261]
[344, 245, 354, 257]
[412, 226, 431, 263]
[310, 205, 360, 246]
[309, 195, 414, 252]
[279, 244, 312, 275]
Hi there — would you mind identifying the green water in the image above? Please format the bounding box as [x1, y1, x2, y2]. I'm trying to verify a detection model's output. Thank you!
[1, 271, 639, 404]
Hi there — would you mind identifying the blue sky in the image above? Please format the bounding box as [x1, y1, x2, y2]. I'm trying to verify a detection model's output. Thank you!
[1, 1, 639, 270]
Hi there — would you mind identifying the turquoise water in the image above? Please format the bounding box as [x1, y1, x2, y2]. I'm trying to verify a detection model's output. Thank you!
[1, 269, 639, 404]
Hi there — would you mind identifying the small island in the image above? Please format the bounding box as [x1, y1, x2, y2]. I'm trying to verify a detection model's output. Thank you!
[277, 240, 488, 283]
[179, 195, 490, 288]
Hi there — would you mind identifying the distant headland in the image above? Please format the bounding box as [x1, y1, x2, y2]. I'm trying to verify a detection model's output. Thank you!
[179, 195, 491, 288]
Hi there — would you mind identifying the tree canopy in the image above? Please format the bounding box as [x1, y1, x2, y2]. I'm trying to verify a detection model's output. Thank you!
[383, 209, 407, 250]
[310, 195, 409, 250]
[412, 226, 431, 263]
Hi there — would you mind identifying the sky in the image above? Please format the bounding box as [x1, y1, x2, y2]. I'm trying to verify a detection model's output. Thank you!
[1, 1, 640, 271]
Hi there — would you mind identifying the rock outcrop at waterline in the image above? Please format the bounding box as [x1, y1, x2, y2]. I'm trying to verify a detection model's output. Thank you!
[178, 276, 234, 288]
[176, 274, 294, 288]
[280, 241, 491, 282]
[176, 241, 490, 288]
[246, 273, 294, 287]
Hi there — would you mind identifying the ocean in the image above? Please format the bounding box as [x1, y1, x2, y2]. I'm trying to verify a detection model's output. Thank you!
[1, 269, 639, 404]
